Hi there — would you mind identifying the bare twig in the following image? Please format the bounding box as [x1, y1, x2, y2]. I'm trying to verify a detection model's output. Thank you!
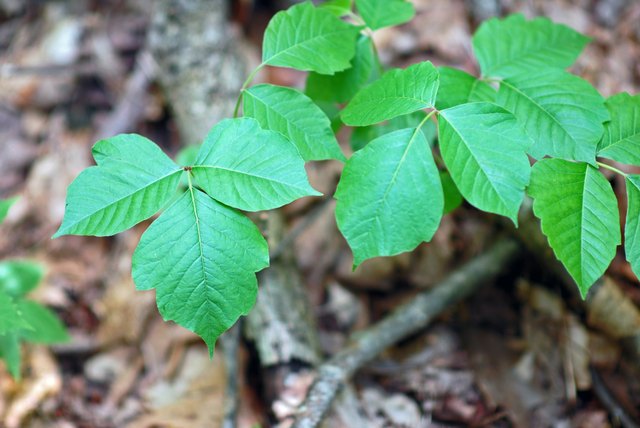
[590, 367, 640, 428]
[292, 239, 521, 428]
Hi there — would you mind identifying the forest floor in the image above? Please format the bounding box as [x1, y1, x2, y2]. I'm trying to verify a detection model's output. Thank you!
[0, 0, 639, 427]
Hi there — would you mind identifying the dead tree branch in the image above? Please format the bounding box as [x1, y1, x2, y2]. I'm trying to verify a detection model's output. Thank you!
[292, 239, 521, 428]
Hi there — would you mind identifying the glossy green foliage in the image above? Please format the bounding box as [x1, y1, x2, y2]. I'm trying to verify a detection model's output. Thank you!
[497, 70, 609, 164]
[625, 176, 640, 279]
[473, 14, 590, 78]
[192, 118, 320, 211]
[0, 259, 69, 378]
[306, 36, 375, 104]
[53, 134, 183, 237]
[528, 159, 620, 297]
[438, 102, 531, 223]
[335, 128, 442, 266]
[435, 67, 495, 110]
[133, 189, 269, 355]
[56, 117, 318, 353]
[54, 0, 640, 353]
[341, 61, 439, 126]
[262, 2, 360, 74]
[243, 84, 345, 161]
[355, 0, 415, 30]
[598, 93, 640, 165]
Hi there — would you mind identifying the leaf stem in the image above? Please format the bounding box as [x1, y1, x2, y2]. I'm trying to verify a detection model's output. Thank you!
[232, 64, 264, 118]
[597, 161, 627, 178]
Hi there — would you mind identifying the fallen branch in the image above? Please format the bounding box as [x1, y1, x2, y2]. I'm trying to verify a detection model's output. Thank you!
[292, 239, 520, 428]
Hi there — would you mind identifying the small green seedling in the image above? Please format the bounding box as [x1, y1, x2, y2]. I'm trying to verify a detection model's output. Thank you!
[0, 197, 69, 378]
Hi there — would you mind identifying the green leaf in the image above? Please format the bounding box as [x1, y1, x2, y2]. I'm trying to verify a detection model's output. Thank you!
[341, 61, 439, 126]
[440, 171, 463, 214]
[0, 261, 43, 297]
[306, 35, 375, 104]
[243, 84, 345, 162]
[350, 112, 436, 152]
[262, 2, 361, 74]
[17, 301, 69, 344]
[598, 93, 640, 166]
[472, 14, 590, 79]
[497, 70, 608, 164]
[192, 118, 321, 212]
[528, 159, 620, 297]
[320, 0, 352, 17]
[0, 291, 30, 335]
[624, 175, 640, 280]
[355, 0, 415, 30]
[335, 127, 443, 267]
[438, 102, 531, 223]
[132, 188, 269, 354]
[0, 196, 18, 225]
[435, 67, 496, 110]
[0, 333, 21, 378]
[54, 134, 183, 237]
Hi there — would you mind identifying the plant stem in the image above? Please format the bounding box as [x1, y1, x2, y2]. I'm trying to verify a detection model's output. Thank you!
[232, 64, 264, 118]
[597, 161, 627, 178]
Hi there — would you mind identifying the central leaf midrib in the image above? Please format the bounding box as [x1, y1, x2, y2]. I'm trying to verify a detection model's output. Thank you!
[62, 169, 182, 233]
[191, 165, 307, 191]
[264, 26, 354, 66]
[501, 80, 576, 147]
[247, 91, 320, 142]
[187, 186, 208, 294]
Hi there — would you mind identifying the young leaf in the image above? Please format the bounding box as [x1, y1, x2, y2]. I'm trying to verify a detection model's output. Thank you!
[0, 261, 44, 297]
[341, 61, 439, 126]
[355, 0, 415, 30]
[306, 35, 375, 104]
[435, 67, 496, 110]
[0, 291, 30, 335]
[262, 2, 360, 75]
[350, 112, 436, 152]
[132, 188, 269, 355]
[0, 197, 18, 224]
[497, 70, 608, 164]
[438, 102, 531, 223]
[528, 159, 620, 297]
[243, 84, 345, 161]
[0, 333, 21, 378]
[624, 175, 640, 279]
[598, 93, 640, 166]
[17, 301, 69, 344]
[320, 0, 352, 17]
[192, 118, 321, 212]
[54, 134, 183, 237]
[335, 128, 443, 267]
[472, 14, 590, 79]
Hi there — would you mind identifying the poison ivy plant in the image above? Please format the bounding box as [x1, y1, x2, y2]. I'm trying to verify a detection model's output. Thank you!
[55, 1, 640, 355]
[0, 201, 69, 378]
